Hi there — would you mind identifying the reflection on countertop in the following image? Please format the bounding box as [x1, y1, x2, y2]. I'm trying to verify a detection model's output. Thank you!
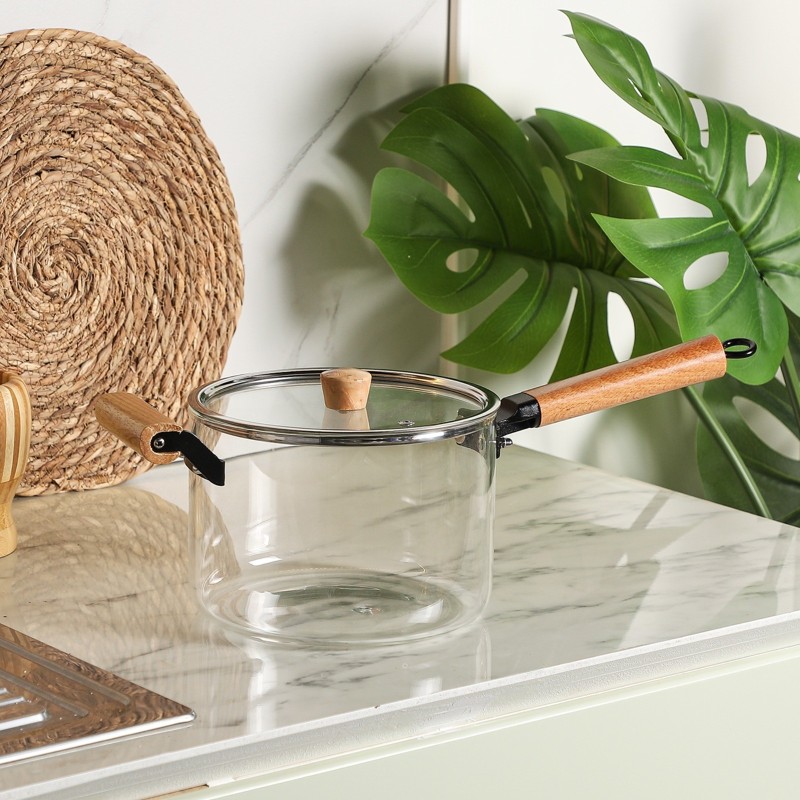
[1, 446, 799, 799]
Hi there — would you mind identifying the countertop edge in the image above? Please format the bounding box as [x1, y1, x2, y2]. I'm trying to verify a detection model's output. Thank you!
[18, 611, 800, 800]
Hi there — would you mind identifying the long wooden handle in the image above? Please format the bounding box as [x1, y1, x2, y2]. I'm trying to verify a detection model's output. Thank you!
[527, 335, 727, 427]
[94, 393, 181, 465]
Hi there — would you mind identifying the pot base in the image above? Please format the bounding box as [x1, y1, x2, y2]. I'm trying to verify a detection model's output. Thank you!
[202, 568, 483, 647]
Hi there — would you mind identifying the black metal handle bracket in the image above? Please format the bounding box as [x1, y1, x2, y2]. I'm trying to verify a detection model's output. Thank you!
[151, 430, 226, 486]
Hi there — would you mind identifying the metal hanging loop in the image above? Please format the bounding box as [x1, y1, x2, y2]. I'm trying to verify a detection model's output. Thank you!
[722, 338, 758, 359]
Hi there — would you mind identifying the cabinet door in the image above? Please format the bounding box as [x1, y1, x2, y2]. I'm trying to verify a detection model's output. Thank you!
[169, 646, 800, 799]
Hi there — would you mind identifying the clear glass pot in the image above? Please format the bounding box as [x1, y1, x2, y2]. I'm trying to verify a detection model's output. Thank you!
[94, 335, 743, 647]
[185, 369, 500, 647]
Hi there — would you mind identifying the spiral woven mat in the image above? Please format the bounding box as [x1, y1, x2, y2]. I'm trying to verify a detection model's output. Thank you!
[0, 29, 244, 495]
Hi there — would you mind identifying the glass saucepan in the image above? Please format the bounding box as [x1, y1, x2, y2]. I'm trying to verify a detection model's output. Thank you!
[94, 335, 754, 647]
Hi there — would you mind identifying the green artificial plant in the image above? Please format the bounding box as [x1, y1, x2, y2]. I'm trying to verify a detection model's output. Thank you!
[365, 11, 800, 523]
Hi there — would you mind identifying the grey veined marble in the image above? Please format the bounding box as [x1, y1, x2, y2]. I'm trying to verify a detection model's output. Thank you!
[2, 446, 799, 799]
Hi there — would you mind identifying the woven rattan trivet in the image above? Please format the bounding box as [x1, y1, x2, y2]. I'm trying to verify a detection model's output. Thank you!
[0, 29, 244, 495]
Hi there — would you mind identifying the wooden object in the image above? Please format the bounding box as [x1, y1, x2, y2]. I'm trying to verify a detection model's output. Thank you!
[93, 393, 181, 465]
[321, 369, 372, 412]
[0, 371, 31, 556]
[528, 335, 727, 427]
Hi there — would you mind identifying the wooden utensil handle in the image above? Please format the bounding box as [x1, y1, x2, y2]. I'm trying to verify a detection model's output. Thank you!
[94, 393, 181, 465]
[1, 371, 31, 557]
[528, 335, 727, 427]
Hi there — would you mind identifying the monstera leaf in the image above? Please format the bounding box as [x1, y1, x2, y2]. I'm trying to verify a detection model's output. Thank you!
[561, 10, 800, 519]
[696, 312, 800, 525]
[695, 375, 800, 522]
[564, 11, 800, 386]
[365, 84, 678, 377]
[690, 310, 800, 523]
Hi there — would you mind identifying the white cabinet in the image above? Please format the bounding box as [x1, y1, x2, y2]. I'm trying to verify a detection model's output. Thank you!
[175, 644, 800, 800]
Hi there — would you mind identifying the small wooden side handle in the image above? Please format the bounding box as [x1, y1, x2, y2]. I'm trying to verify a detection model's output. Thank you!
[94, 393, 182, 465]
[528, 335, 727, 427]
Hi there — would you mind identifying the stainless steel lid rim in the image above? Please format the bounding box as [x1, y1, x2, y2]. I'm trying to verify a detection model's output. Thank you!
[187, 367, 502, 445]
[193, 427, 475, 447]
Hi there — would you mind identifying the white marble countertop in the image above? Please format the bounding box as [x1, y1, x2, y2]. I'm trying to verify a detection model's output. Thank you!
[2, 446, 800, 799]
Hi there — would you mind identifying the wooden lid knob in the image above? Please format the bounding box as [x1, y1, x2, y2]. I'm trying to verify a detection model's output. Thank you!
[320, 368, 372, 411]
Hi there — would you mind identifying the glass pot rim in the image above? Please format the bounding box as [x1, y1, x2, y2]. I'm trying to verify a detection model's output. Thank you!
[187, 367, 502, 447]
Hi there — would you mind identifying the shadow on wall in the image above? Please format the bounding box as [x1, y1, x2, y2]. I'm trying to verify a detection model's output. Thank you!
[577, 391, 705, 498]
[276, 84, 705, 499]
[465, 329, 706, 499]
[277, 92, 442, 372]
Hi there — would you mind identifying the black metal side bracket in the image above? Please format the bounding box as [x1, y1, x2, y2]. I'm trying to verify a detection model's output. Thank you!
[493, 393, 543, 457]
[495, 393, 542, 438]
[150, 430, 226, 486]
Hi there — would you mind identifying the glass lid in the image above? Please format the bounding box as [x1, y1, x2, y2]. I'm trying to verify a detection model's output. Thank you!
[188, 368, 500, 446]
